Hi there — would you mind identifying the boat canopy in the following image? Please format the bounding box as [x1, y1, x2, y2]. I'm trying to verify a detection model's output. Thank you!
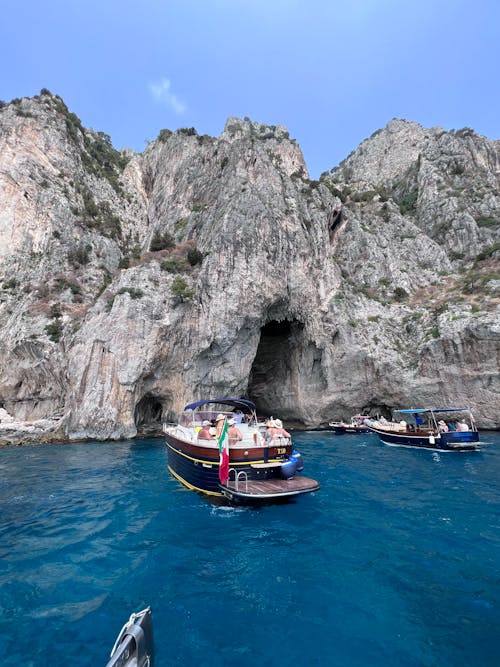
[183, 397, 256, 413]
[394, 407, 471, 414]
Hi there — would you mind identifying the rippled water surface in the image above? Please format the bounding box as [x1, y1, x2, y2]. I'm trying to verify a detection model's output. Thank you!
[1, 432, 499, 666]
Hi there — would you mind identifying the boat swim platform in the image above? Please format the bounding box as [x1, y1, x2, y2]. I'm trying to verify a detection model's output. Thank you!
[220, 476, 320, 501]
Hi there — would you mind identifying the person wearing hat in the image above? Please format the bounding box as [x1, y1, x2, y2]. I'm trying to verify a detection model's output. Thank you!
[272, 419, 291, 438]
[198, 420, 212, 440]
[227, 417, 243, 444]
[266, 418, 291, 442]
[438, 420, 449, 433]
[215, 414, 226, 439]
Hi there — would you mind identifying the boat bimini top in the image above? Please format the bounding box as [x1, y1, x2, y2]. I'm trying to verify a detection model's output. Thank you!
[183, 397, 256, 414]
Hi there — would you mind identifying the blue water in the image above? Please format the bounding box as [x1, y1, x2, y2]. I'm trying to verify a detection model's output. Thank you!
[1, 432, 499, 666]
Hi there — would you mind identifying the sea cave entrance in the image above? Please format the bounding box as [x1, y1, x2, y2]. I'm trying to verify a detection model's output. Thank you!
[134, 394, 163, 432]
[248, 318, 304, 419]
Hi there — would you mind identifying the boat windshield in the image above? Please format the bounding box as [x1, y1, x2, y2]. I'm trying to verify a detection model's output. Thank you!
[179, 398, 258, 428]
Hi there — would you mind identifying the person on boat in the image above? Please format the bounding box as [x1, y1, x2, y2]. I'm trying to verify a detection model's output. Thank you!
[227, 418, 243, 444]
[265, 418, 276, 442]
[233, 409, 244, 424]
[438, 420, 449, 433]
[457, 420, 469, 431]
[198, 420, 212, 440]
[414, 413, 424, 430]
[267, 418, 291, 441]
[447, 422, 455, 431]
[215, 414, 227, 439]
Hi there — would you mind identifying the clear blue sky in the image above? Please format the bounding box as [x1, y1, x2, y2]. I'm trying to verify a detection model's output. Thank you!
[1, 0, 499, 178]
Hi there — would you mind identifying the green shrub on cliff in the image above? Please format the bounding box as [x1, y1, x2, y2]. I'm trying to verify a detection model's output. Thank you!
[171, 277, 194, 301]
[150, 231, 175, 251]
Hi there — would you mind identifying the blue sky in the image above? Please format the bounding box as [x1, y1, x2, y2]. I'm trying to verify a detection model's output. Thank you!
[1, 0, 499, 178]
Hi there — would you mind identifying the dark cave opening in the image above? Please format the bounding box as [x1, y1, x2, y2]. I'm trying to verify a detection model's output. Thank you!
[248, 318, 304, 417]
[134, 394, 163, 428]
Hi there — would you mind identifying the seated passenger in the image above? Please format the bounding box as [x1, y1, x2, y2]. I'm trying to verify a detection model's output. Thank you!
[457, 420, 469, 432]
[438, 420, 449, 433]
[227, 418, 243, 444]
[198, 420, 212, 440]
[265, 418, 276, 442]
[269, 418, 291, 439]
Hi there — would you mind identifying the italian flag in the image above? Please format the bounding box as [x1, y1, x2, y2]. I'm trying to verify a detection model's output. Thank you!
[218, 418, 230, 485]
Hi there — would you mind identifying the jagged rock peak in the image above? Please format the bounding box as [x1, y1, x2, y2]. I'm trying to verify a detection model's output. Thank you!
[327, 118, 500, 196]
[222, 116, 294, 142]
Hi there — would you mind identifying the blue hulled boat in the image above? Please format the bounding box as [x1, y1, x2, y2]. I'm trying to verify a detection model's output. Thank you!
[163, 398, 319, 503]
[367, 407, 480, 452]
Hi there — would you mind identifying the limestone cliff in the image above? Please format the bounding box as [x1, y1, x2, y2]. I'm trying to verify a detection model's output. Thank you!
[0, 93, 498, 443]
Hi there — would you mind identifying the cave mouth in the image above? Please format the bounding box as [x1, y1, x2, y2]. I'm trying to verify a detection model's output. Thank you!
[248, 318, 304, 417]
[134, 394, 163, 429]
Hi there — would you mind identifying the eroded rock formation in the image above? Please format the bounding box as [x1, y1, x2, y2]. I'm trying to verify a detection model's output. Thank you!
[0, 93, 498, 442]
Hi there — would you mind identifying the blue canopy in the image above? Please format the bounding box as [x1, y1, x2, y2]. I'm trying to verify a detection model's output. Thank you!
[183, 397, 256, 413]
[394, 407, 471, 414]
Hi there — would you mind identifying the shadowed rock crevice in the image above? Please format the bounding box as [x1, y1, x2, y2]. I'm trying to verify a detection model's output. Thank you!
[134, 394, 163, 431]
[248, 319, 304, 416]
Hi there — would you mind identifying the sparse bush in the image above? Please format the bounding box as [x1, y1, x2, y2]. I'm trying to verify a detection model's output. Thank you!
[50, 303, 62, 318]
[117, 287, 144, 299]
[187, 248, 204, 266]
[393, 287, 409, 301]
[171, 276, 194, 301]
[45, 320, 63, 342]
[82, 189, 99, 218]
[476, 242, 500, 261]
[397, 190, 418, 215]
[160, 257, 185, 273]
[158, 128, 172, 142]
[68, 244, 90, 266]
[150, 231, 175, 251]
[476, 217, 498, 228]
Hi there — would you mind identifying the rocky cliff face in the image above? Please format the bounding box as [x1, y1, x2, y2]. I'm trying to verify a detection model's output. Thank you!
[0, 93, 498, 442]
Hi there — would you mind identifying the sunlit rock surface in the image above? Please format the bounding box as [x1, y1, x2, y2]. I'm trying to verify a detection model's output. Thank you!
[0, 94, 498, 442]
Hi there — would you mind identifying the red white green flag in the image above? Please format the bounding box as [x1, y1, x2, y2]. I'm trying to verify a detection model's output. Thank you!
[218, 418, 230, 485]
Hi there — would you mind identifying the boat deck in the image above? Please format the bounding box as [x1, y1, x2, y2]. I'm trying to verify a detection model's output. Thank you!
[221, 476, 320, 500]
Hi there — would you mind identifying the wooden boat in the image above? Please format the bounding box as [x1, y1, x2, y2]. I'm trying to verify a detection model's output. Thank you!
[106, 606, 154, 667]
[163, 398, 320, 503]
[366, 407, 480, 452]
[329, 414, 371, 434]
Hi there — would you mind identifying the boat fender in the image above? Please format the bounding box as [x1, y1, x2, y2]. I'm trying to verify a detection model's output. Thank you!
[280, 458, 298, 479]
[290, 450, 304, 472]
[429, 435, 435, 445]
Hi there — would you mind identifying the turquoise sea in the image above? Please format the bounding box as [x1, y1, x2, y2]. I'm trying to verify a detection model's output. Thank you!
[1, 431, 499, 666]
